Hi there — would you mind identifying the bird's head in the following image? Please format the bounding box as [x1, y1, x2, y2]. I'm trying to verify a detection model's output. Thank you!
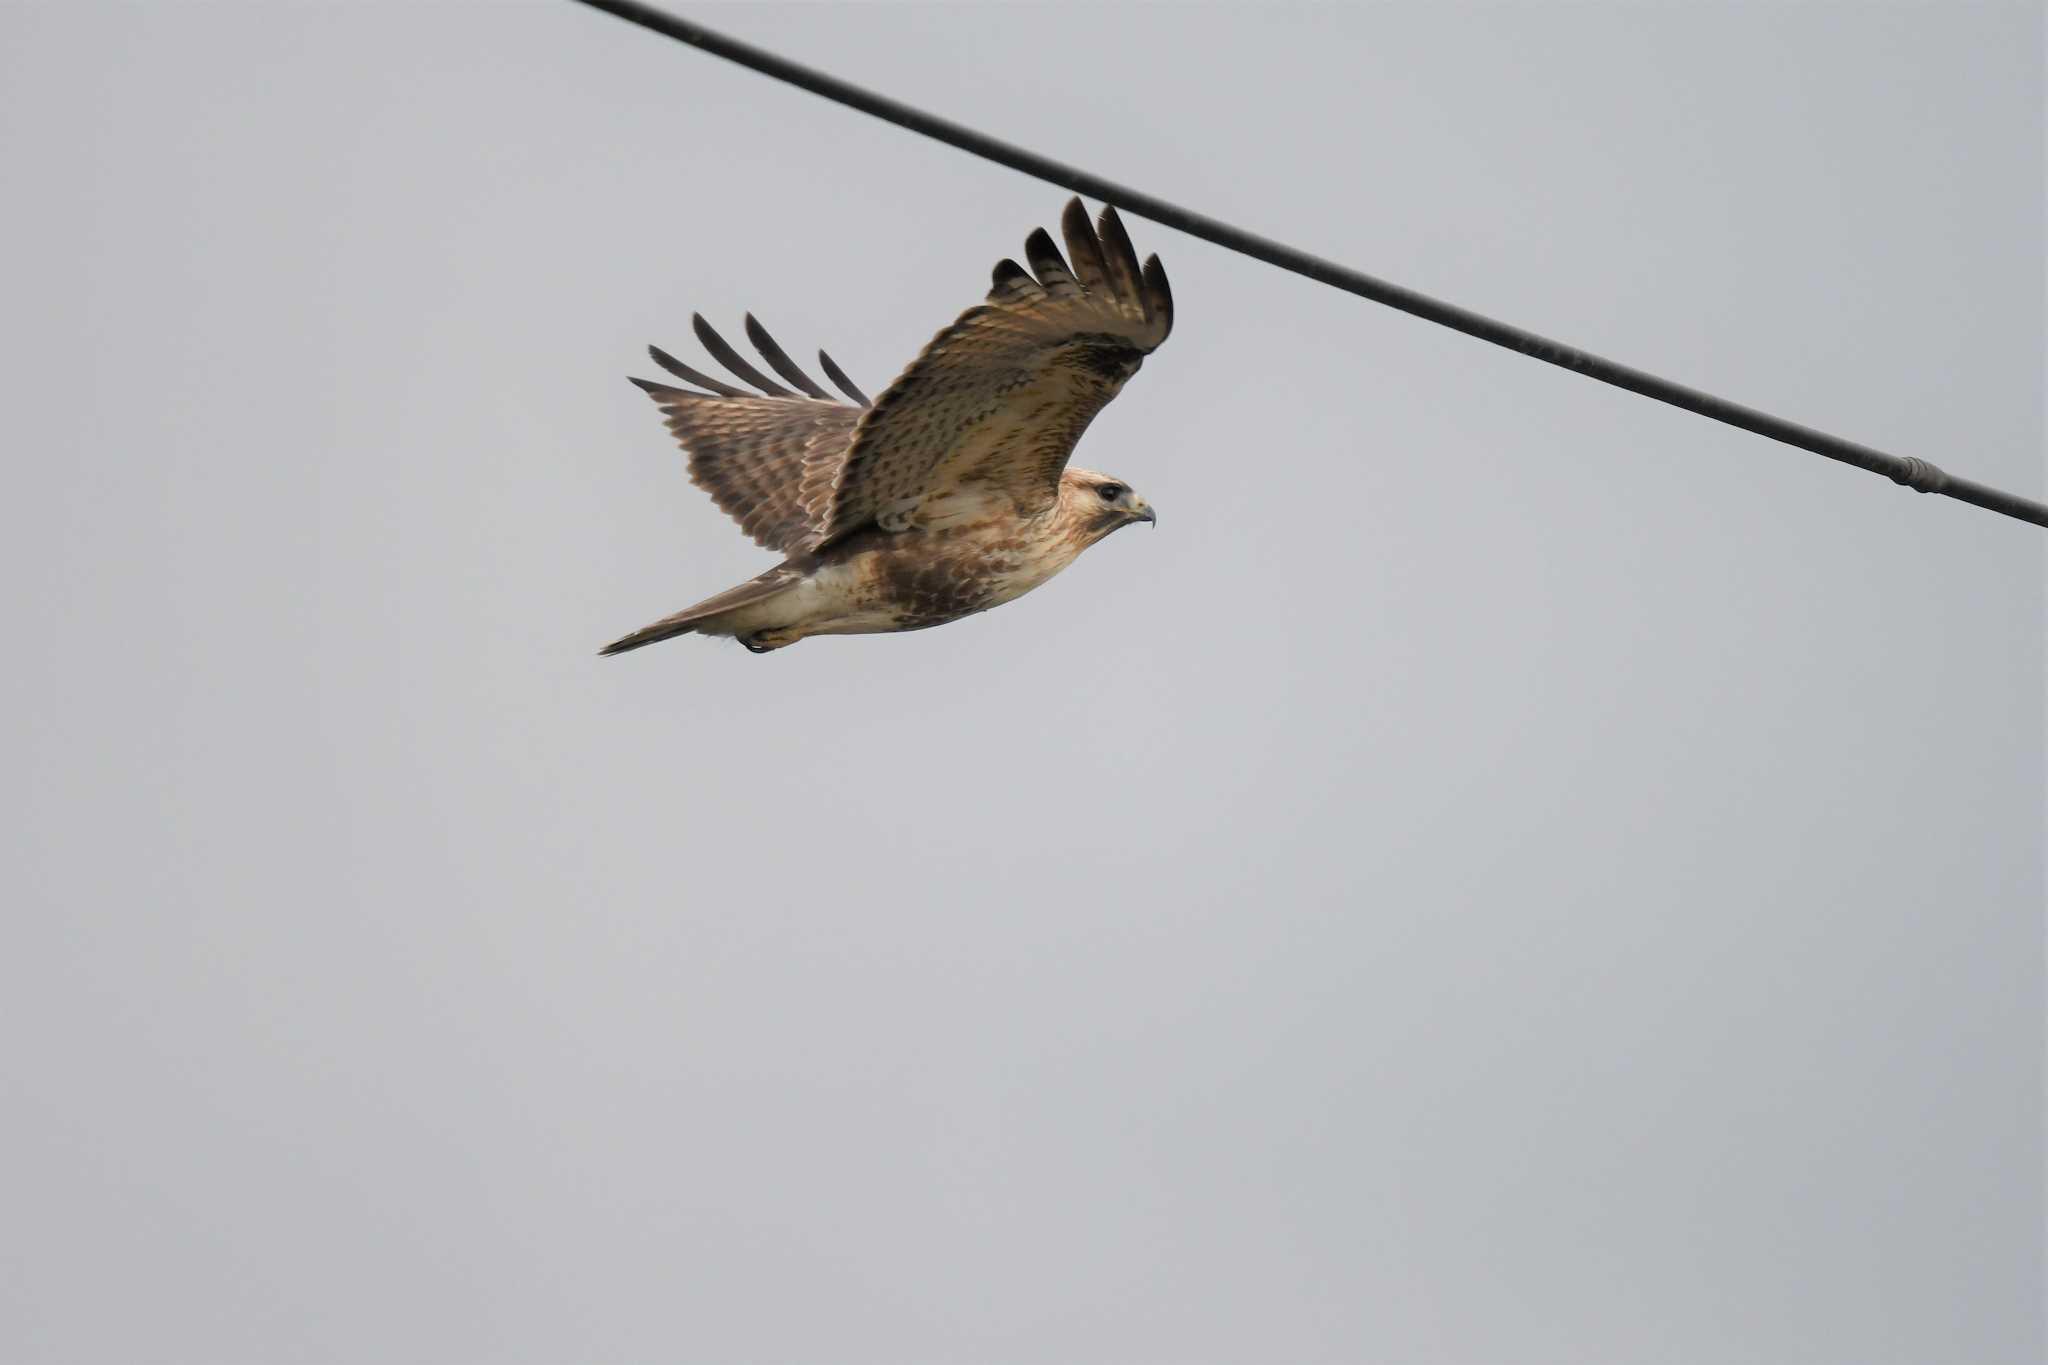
[1060, 467, 1157, 539]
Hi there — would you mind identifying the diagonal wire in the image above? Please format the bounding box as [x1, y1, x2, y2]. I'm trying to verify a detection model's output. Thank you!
[567, 0, 2047, 531]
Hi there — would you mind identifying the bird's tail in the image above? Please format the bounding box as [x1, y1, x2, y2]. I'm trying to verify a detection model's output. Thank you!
[598, 568, 796, 657]
[598, 610, 708, 657]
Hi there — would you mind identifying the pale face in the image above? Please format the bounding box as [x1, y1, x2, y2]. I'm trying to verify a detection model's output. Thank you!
[1062, 467, 1157, 535]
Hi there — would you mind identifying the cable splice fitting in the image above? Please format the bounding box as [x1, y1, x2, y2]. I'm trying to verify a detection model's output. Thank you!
[1888, 457, 1951, 495]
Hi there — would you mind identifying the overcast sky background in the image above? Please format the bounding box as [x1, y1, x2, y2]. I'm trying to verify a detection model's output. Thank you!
[2, 2, 2041, 1362]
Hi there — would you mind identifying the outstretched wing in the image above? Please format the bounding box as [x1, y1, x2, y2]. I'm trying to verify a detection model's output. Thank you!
[629, 315, 870, 553]
[810, 199, 1172, 548]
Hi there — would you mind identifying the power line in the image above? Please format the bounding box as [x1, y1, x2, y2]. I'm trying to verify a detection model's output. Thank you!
[567, 0, 2048, 531]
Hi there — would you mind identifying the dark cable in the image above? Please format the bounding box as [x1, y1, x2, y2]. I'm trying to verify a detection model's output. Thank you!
[568, 0, 2048, 530]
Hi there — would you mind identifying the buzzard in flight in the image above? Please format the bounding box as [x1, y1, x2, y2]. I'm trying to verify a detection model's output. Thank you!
[601, 198, 1172, 656]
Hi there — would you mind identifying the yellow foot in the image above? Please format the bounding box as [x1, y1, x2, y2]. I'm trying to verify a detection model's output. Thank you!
[741, 628, 800, 654]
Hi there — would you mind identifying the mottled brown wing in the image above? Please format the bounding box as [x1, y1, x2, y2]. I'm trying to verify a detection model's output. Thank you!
[809, 200, 1173, 548]
[629, 315, 870, 553]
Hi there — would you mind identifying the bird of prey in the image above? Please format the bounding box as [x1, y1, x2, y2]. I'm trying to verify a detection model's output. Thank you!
[600, 198, 1172, 656]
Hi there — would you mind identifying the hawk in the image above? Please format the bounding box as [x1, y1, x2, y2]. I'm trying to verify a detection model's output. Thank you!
[601, 198, 1172, 656]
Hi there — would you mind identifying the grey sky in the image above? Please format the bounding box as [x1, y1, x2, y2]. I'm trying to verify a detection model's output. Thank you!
[2, 2, 2041, 1362]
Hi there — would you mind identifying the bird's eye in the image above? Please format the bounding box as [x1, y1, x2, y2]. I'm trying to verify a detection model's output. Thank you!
[1097, 484, 1124, 502]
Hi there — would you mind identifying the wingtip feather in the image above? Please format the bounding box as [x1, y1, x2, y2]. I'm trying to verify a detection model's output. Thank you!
[743, 312, 835, 401]
[1060, 197, 1111, 291]
[1141, 253, 1173, 336]
[818, 349, 871, 407]
[1094, 204, 1145, 304]
[1023, 226, 1081, 297]
[650, 343, 749, 397]
[989, 257, 1043, 302]
[693, 314, 794, 397]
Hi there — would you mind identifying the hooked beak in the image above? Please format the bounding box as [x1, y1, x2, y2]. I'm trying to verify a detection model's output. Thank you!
[1134, 505, 1157, 527]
